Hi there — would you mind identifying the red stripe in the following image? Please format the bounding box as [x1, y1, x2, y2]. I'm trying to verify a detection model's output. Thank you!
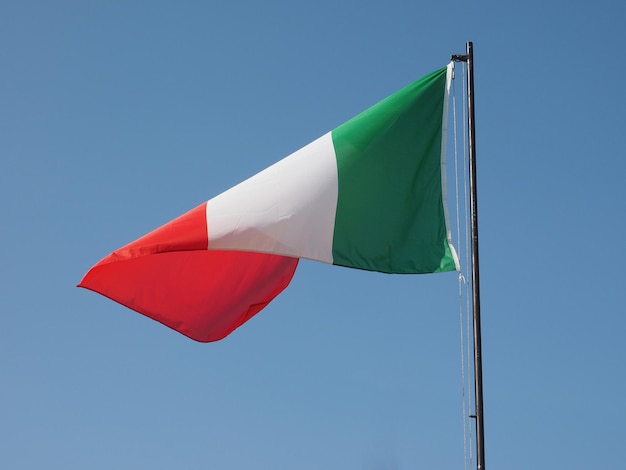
[103, 203, 210, 262]
[79, 202, 299, 342]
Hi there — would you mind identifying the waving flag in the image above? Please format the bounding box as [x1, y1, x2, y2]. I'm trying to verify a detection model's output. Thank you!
[79, 64, 459, 342]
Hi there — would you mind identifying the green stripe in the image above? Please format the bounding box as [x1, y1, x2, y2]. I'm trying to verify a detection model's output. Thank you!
[330, 66, 457, 274]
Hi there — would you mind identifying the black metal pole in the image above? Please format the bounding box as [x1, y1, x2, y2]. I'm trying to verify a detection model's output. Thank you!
[452, 41, 485, 470]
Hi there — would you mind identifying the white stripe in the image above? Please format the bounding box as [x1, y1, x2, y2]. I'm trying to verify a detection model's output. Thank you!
[441, 62, 461, 271]
[206, 132, 338, 264]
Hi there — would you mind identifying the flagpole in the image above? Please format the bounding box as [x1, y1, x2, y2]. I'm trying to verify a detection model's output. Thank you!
[452, 41, 485, 470]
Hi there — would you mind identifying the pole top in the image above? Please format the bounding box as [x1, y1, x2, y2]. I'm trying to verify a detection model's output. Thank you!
[451, 54, 468, 62]
[451, 42, 473, 62]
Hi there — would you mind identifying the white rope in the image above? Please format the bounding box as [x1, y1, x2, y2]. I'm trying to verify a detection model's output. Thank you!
[453, 61, 475, 470]
[452, 65, 469, 470]
[461, 61, 474, 470]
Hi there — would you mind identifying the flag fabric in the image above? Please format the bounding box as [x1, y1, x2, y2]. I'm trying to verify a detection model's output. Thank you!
[79, 63, 459, 342]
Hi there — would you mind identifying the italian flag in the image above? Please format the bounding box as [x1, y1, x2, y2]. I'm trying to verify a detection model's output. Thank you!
[79, 63, 459, 342]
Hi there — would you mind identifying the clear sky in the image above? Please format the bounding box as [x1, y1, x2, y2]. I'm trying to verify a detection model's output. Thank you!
[2, 1, 625, 469]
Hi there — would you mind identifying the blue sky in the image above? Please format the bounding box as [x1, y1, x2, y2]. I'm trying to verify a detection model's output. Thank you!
[2, 1, 625, 468]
